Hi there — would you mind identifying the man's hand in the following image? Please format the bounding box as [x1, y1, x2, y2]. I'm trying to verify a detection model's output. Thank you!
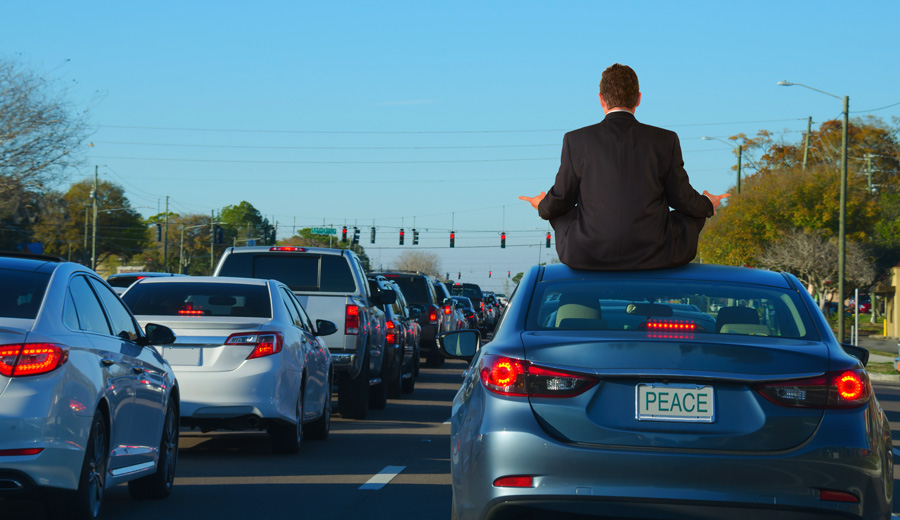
[702, 190, 730, 215]
[518, 192, 546, 211]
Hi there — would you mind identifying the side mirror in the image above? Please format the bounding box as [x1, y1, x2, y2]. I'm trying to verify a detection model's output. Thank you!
[316, 319, 338, 337]
[142, 323, 176, 346]
[437, 330, 480, 362]
[841, 343, 869, 367]
[408, 307, 422, 319]
[379, 289, 397, 305]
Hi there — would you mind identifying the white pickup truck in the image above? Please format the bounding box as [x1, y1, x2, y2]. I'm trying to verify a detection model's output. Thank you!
[214, 246, 394, 419]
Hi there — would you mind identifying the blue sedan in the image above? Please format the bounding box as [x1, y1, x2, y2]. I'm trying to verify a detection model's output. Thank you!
[438, 263, 892, 520]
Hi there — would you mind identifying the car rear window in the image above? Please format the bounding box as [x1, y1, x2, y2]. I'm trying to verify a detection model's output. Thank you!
[217, 253, 356, 292]
[0, 269, 50, 319]
[526, 280, 817, 340]
[382, 275, 431, 305]
[451, 285, 482, 301]
[122, 282, 271, 318]
[107, 275, 141, 288]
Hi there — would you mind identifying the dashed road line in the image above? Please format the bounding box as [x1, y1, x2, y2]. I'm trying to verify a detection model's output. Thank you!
[893, 448, 900, 458]
[359, 465, 406, 490]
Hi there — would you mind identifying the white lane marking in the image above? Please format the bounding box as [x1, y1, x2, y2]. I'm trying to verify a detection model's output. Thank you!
[893, 448, 900, 458]
[359, 465, 406, 490]
[444, 418, 451, 424]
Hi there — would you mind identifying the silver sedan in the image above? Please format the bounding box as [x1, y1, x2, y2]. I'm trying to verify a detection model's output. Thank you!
[439, 263, 893, 520]
[122, 276, 335, 454]
[0, 252, 179, 520]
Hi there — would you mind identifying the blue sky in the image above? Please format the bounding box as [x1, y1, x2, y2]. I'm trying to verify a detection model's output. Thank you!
[3, 1, 899, 292]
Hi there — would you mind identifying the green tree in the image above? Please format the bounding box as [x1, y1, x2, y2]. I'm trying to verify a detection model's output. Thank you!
[32, 179, 148, 268]
[143, 213, 215, 275]
[281, 228, 372, 271]
[217, 201, 270, 247]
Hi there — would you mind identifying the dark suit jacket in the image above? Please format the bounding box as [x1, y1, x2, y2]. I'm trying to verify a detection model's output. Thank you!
[538, 111, 714, 270]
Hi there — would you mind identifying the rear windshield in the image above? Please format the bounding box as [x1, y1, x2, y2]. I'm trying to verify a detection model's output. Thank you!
[526, 280, 817, 340]
[382, 275, 432, 305]
[0, 269, 50, 319]
[122, 282, 271, 318]
[451, 285, 482, 301]
[217, 253, 356, 292]
[107, 275, 141, 288]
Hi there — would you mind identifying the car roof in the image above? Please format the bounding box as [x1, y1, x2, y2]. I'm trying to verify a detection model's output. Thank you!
[538, 263, 792, 289]
[225, 246, 347, 256]
[108, 272, 186, 279]
[0, 252, 65, 274]
[131, 275, 271, 286]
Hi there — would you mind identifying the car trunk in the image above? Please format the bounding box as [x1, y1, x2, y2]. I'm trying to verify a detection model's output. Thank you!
[137, 317, 266, 372]
[522, 331, 829, 452]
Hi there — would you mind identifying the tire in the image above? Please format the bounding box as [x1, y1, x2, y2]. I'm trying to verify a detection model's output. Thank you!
[423, 349, 445, 368]
[128, 401, 179, 499]
[270, 385, 303, 454]
[338, 353, 369, 419]
[47, 412, 109, 520]
[386, 349, 403, 399]
[369, 362, 387, 410]
[305, 374, 332, 440]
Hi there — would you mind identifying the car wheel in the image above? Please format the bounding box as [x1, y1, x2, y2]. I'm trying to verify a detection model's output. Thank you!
[128, 401, 179, 499]
[270, 386, 303, 454]
[47, 411, 108, 520]
[338, 353, 369, 419]
[369, 362, 387, 410]
[305, 374, 332, 440]
[423, 349, 444, 368]
[386, 350, 403, 399]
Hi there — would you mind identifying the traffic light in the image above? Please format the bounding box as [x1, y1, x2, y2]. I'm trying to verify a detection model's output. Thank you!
[450, 231, 455, 248]
[458, 272, 461, 279]
[546, 232, 551, 248]
[489, 271, 492, 278]
[413, 229, 419, 245]
[370, 226, 376, 244]
[155, 223, 162, 242]
[341, 226, 348, 243]
[399, 228, 405, 245]
[265, 226, 275, 245]
[352, 227, 360, 245]
[214, 224, 223, 244]
[508, 270, 511, 278]
[500, 232, 506, 248]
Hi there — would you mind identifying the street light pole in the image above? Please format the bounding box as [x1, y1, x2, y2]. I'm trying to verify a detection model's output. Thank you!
[701, 136, 742, 194]
[778, 81, 849, 342]
[91, 166, 98, 271]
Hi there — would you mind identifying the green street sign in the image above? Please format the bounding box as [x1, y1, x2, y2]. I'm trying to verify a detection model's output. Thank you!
[311, 227, 337, 235]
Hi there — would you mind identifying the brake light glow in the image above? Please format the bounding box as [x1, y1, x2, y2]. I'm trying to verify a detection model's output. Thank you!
[269, 246, 306, 252]
[225, 332, 283, 359]
[178, 303, 205, 315]
[0, 343, 68, 377]
[756, 369, 870, 409]
[346, 305, 361, 335]
[443, 304, 452, 315]
[645, 319, 697, 331]
[479, 354, 597, 398]
[385, 320, 397, 345]
[0, 448, 44, 456]
[429, 305, 439, 324]
[493, 475, 534, 488]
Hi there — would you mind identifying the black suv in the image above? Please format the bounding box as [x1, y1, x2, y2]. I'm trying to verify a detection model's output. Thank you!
[369, 271, 446, 367]
[450, 282, 487, 333]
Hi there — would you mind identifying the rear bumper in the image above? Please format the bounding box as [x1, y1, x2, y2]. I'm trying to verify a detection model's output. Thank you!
[452, 400, 892, 520]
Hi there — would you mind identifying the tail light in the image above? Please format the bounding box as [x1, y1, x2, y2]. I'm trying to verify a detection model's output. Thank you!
[385, 320, 397, 345]
[643, 319, 697, 331]
[269, 246, 306, 252]
[178, 303, 205, 316]
[0, 343, 68, 377]
[428, 305, 439, 325]
[494, 475, 534, 488]
[0, 448, 44, 456]
[479, 354, 597, 398]
[443, 304, 453, 315]
[346, 304, 361, 335]
[225, 332, 283, 359]
[756, 369, 870, 409]
[480, 302, 485, 313]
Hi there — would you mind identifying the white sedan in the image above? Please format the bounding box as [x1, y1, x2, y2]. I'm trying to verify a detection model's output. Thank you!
[122, 276, 335, 453]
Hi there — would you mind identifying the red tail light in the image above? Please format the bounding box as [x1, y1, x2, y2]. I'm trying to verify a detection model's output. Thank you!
[178, 303, 205, 316]
[386, 320, 397, 345]
[0, 343, 68, 377]
[479, 354, 597, 398]
[493, 475, 534, 488]
[346, 304, 361, 335]
[428, 305, 439, 325]
[225, 332, 283, 359]
[819, 490, 859, 503]
[644, 319, 697, 331]
[269, 246, 306, 252]
[443, 304, 453, 315]
[0, 448, 44, 456]
[757, 369, 870, 409]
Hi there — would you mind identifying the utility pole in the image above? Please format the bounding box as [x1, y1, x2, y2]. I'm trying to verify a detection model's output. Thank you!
[83, 206, 89, 265]
[802, 116, 812, 170]
[210, 210, 215, 274]
[179, 225, 185, 274]
[736, 145, 742, 194]
[866, 154, 873, 191]
[91, 166, 98, 271]
[163, 196, 169, 273]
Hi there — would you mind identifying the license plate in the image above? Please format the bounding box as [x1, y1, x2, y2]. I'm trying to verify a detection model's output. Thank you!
[636, 383, 714, 423]
[162, 346, 202, 366]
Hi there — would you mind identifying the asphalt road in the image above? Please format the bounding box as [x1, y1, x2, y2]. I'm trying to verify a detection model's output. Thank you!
[6, 361, 900, 519]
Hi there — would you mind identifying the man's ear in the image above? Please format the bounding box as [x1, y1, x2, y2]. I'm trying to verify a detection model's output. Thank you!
[599, 93, 608, 111]
[634, 92, 642, 109]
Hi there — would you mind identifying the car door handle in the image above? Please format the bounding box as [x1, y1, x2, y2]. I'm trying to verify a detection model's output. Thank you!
[101, 358, 116, 367]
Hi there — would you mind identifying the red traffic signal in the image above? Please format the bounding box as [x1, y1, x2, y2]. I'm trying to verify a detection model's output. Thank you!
[500, 232, 506, 248]
[399, 228, 405, 245]
[546, 232, 551, 248]
[450, 231, 455, 248]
